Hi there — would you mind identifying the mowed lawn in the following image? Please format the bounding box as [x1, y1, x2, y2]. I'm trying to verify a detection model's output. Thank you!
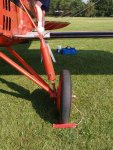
[0, 17, 113, 150]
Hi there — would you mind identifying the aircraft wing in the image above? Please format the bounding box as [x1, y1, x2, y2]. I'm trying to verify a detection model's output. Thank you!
[49, 31, 113, 38]
[13, 31, 50, 39]
[13, 31, 113, 40]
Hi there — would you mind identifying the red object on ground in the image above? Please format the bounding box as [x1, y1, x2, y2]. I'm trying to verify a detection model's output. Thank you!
[53, 123, 78, 129]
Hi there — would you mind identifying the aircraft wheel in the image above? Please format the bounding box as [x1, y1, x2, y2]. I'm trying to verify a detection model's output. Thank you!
[57, 70, 72, 123]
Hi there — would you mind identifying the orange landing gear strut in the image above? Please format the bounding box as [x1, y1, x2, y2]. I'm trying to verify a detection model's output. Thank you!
[0, 0, 78, 128]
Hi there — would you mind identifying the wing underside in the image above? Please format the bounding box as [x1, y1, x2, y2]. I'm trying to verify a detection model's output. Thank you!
[13, 31, 113, 39]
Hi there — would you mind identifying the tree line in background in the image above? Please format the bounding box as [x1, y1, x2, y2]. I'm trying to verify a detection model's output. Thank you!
[48, 0, 113, 17]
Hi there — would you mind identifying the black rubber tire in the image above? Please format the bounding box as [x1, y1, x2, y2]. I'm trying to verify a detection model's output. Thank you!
[59, 70, 72, 123]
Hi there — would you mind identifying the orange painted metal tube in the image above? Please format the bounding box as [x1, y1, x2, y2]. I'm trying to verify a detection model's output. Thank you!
[0, 52, 53, 94]
[40, 39, 56, 81]
[7, 47, 49, 87]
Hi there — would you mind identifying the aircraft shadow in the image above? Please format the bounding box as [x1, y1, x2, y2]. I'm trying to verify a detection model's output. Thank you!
[1, 45, 113, 123]
[0, 77, 58, 124]
[0, 46, 113, 75]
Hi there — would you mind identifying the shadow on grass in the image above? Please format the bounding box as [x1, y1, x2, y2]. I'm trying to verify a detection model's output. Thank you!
[1, 47, 113, 75]
[0, 77, 58, 124]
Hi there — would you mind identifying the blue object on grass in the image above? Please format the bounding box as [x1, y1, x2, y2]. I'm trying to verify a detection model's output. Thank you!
[61, 46, 78, 55]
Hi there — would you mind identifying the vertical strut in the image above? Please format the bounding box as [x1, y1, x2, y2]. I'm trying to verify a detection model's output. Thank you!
[40, 39, 56, 81]
[19, 0, 56, 87]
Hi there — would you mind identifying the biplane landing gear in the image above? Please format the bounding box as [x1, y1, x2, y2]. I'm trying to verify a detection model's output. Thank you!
[0, 0, 77, 129]
[53, 70, 77, 128]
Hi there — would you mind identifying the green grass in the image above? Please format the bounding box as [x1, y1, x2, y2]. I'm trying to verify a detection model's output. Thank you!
[0, 17, 113, 150]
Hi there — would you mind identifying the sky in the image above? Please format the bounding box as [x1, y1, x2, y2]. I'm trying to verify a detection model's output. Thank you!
[82, 0, 88, 3]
